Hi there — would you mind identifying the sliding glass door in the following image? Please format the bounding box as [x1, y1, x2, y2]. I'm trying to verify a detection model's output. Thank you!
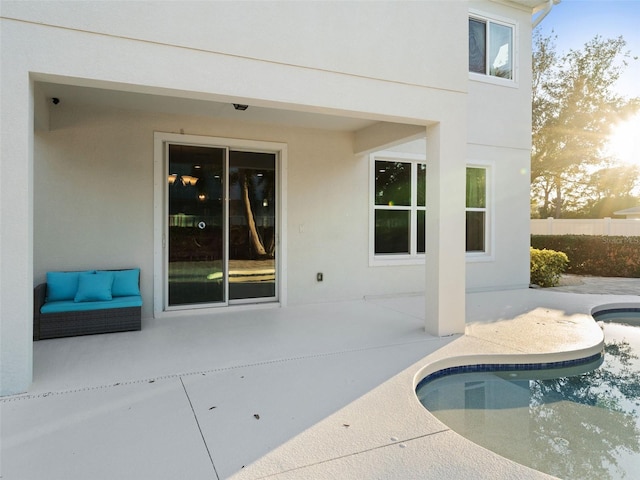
[168, 144, 225, 306]
[166, 144, 276, 308]
[228, 151, 276, 301]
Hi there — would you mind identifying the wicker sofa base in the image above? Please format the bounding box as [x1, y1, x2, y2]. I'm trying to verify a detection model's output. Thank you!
[35, 307, 141, 341]
[33, 282, 142, 341]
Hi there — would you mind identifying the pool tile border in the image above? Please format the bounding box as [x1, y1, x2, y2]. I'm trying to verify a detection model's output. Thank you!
[593, 307, 640, 317]
[416, 351, 604, 390]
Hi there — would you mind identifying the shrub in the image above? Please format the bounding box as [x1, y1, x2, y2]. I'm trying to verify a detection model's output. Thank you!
[530, 247, 569, 287]
[531, 235, 640, 278]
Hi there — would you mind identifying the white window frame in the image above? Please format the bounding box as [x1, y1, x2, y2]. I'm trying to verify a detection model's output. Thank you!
[469, 10, 519, 88]
[466, 162, 494, 262]
[369, 151, 426, 267]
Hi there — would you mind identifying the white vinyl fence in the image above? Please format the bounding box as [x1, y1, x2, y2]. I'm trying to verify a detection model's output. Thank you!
[531, 217, 640, 236]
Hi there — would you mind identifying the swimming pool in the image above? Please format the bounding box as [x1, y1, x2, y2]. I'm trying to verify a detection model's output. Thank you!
[416, 309, 640, 480]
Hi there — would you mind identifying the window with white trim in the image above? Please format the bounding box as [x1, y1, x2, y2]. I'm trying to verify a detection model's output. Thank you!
[466, 166, 489, 253]
[469, 14, 515, 81]
[371, 154, 426, 262]
[371, 158, 492, 262]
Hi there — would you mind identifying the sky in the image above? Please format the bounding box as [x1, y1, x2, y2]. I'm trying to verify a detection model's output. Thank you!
[535, 0, 640, 98]
[535, 0, 640, 166]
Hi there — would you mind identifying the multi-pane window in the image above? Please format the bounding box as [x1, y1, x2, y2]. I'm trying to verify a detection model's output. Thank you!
[466, 167, 488, 253]
[469, 15, 514, 80]
[371, 158, 490, 261]
[373, 158, 426, 257]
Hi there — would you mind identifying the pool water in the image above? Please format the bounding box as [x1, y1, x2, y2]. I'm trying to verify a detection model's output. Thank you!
[416, 313, 640, 480]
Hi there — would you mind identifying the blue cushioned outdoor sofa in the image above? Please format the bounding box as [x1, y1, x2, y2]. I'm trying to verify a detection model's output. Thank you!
[34, 268, 142, 340]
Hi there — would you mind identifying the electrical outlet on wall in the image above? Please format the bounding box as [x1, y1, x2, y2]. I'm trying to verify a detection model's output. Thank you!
[316, 272, 323, 282]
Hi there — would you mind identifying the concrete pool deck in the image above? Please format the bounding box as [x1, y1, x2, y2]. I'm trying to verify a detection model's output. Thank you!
[2, 277, 639, 479]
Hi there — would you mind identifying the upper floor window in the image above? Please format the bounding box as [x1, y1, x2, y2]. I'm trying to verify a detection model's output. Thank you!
[469, 15, 514, 80]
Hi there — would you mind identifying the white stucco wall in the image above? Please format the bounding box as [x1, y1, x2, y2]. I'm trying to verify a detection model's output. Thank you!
[33, 104, 433, 314]
[465, 144, 531, 291]
[465, 1, 533, 291]
[0, 56, 34, 398]
[2, 1, 468, 94]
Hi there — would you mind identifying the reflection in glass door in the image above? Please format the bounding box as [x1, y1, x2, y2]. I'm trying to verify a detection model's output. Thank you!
[168, 145, 225, 306]
[229, 151, 276, 301]
[167, 145, 277, 308]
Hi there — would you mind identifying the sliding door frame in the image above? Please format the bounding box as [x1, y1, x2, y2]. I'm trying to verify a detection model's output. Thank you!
[153, 132, 288, 317]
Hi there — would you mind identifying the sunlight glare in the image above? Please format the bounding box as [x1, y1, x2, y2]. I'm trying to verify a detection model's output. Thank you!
[606, 113, 640, 166]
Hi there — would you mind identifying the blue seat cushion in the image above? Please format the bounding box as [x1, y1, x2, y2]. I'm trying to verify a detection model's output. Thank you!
[41, 296, 142, 314]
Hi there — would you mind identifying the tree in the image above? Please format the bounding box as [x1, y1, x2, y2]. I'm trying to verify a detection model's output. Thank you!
[589, 164, 639, 199]
[229, 167, 276, 259]
[239, 170, 269, 258]
[580, 164, 640, 219]
[583, 195, 638, 219]
[544, 164, 640, 218]
[531, 32, 639, 218]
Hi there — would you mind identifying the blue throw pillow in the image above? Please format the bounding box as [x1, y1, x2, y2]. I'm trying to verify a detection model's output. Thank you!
[74, 271, 114, 302]
[47, 271, 80, 302]
[100, 269, 140, 297]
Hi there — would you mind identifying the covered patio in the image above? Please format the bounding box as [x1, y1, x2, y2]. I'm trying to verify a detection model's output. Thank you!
[3, 0, 473, 397]
[2, 286, 622, 479]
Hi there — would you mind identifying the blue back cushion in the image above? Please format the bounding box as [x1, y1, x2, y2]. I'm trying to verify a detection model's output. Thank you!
[46, 271, 84, 302]
[103, 269, 140, 297]
[74, 271, 114, 302]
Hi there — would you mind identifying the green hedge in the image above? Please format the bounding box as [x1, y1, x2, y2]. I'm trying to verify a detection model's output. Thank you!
[530, 247, 569, 287]
[531, 235, 640, 278]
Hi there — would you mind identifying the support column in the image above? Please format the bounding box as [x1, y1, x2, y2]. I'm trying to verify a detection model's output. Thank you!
[1, 69, 34, 396]
[424, 122, 466, 336]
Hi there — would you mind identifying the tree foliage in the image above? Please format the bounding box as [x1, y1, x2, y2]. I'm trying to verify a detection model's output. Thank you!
[531, 32, 640, 218]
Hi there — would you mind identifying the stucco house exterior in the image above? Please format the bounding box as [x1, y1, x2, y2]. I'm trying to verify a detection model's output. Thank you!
[1, 0, 549, 396]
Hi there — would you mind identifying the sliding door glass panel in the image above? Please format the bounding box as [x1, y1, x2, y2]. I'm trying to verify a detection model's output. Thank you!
[228, 151, 276, 301]
[168, 145, 225, 306]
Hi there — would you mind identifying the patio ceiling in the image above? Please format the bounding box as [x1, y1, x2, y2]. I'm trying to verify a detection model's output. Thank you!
[36, 81, 380, 133]
[36, 80, 427, 154]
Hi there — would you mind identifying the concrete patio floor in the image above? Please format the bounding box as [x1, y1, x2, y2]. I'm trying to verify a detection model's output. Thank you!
[2, 278, 639, 479]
